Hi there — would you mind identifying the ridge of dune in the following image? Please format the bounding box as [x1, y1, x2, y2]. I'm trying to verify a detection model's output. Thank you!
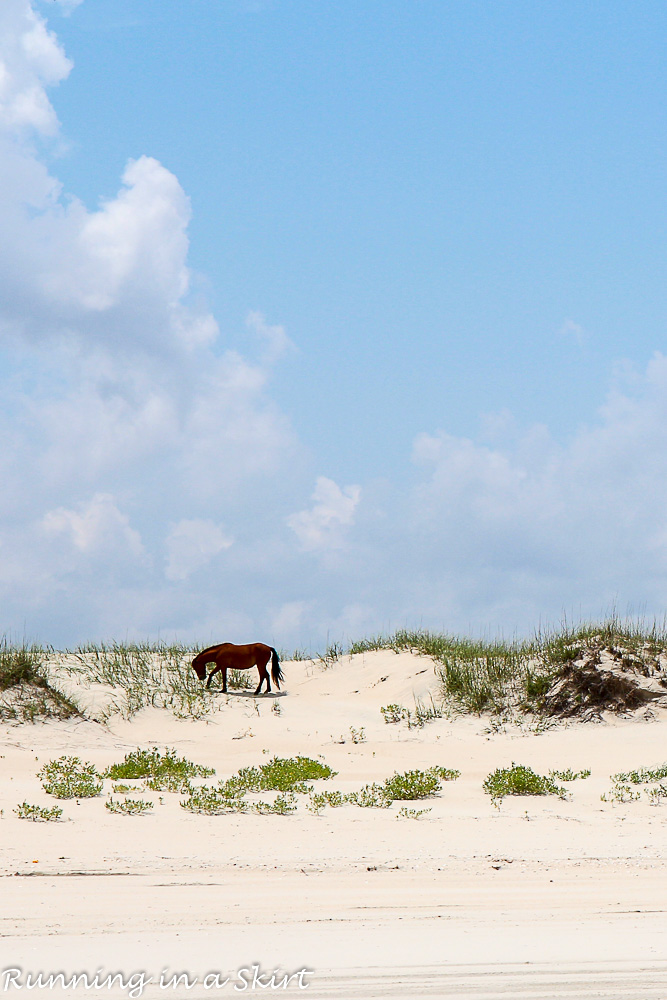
[3, 649, 667, 997]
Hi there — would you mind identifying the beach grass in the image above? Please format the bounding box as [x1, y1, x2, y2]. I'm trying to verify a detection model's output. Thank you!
[0, 640, 79, 722]
[3, 614, 667, 723]
[350, 615, 667, 715]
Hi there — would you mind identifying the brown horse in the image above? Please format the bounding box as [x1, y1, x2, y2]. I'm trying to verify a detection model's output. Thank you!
[192, 642, 284, 695]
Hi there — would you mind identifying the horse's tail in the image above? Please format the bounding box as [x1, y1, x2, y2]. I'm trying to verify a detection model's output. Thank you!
[270, 647, 284, 689]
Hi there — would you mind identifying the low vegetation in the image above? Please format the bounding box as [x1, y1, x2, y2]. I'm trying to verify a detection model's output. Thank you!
[308, 765, 459, 814]
[3, 615, 667, 725]
[612, 763, 667, 784]
[38, 756, 103, 799]
[181, 756, 336, 815]
[396, 806, 431, 820]
[104, 747, 215, 792]
[483, 763, 567, 806]
[601, 761, 667, 804]
[105, 797, 153, 816]
[180, 785, 246, 814]
[228, 755, 335, 792]
[354, 615, 667, 717]
[0, 642, 79, 723]
[14, 802, 63, 822]
[380, 696, 447, 729]
[550, 768, 591, 782]
[250, 793, 298, 815]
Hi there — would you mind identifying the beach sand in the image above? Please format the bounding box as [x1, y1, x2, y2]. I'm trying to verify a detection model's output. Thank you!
[2, 650, 667, 998]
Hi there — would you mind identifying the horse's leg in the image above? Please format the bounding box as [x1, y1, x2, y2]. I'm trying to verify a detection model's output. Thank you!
[221, 665, 228, 694]
[205, 665, 220, 690]
[255, 664, 269, 695]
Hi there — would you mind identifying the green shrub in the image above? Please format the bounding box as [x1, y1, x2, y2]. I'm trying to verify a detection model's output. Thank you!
[251, 793, 297, 815]
[309, 765, 459, 813]
[230, 756, 336, 794]
[307, 790, 345, 813]
[383, 766, 459, 800]
[550, 768, 591, 781]
[106, 797, 153, 815]
[39, 757, 102, 799]
[612, 763, 667, 785]
[600, 783, 641, 804]
[104, 747, 215, 787]
[180, 786, 247, 815]
[646, 784, 667, 805]
[396, 806, 431, 819]
[483, 763, 567, 805]
[14, 802, 63, 822]
[345, 783, 392, 809]
[380, 704, 409, 724]
[601, 762, 667, 804]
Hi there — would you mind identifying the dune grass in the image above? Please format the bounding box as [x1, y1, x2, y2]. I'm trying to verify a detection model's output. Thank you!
[352, 629, 547, 713]
[351, 615, 667, 715]
[62, 640, 262, 720]
[0, 643, 46, 690]
[65, 641, 213, 720]
[0, 641, 80, 722]
[3, 615, 667, 723]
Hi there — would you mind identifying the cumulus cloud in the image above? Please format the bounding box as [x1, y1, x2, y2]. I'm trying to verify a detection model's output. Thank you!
[165, 519, 233, 582]
[0, 1, 71, 135]
[3, 1, 667, 651]
[287, 477, 361, 551]
[41, 493, 146, 562]
[400, 353, 667, 631]
[47, 155, 191, 317]
[0, 0, 303, 643]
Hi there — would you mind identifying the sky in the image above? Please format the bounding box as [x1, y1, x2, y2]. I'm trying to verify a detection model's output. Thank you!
[2, 0, 667, 649]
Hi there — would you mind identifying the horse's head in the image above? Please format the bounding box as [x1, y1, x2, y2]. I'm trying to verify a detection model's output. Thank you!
[192, 655, 207, 681]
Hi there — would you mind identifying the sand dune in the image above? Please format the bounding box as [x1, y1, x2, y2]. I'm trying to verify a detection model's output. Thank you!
[2, 650, 667, 998]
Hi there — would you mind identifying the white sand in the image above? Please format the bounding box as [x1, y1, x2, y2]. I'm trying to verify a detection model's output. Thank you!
[2, 651, 667, 998]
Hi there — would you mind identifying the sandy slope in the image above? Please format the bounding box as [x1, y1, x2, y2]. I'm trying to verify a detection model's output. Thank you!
[2, 650, 667, 999]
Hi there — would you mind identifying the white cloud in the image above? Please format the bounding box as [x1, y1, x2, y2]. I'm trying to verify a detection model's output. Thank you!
[401, 352, 667, 629]
[0, 1, 306, 644]
[287, 477, 361, 551]
[0, 1, 71, 135]
[4, 1, 667, 652]
[47, 155, 191, 316]
[246, 310, 294, 365]
[42, 493, 145, 559]
[165, 519, 233, 581]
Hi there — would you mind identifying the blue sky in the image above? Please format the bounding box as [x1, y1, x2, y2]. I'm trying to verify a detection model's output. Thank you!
[2, 0, 667, 647]
[50, 0, 667, 465]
